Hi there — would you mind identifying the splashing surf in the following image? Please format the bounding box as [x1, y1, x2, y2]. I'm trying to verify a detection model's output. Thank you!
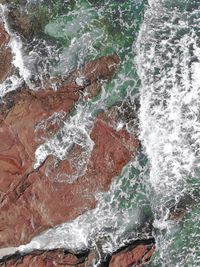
[136, 0, 200, 266]
[2, 0, 200, 266]
[0, 4, 33, 94]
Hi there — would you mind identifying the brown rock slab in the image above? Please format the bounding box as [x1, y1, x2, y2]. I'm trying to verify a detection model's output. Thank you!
[0, 54, 140, 249]
[109, 243, 155, 267]
[0, 249, 90, 267]
[0, 110, 138, 248]
[65, 54, 120, 86]
[0, 20, 10, 47]
[0, 241, 155, 267]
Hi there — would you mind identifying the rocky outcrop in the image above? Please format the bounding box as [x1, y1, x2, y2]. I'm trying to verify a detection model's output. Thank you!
[0, 249, 90, 267]
[0, 14, 153, 267]
[0, 105, 138, 248]
[109, 242, 155, 267]
[0, 48, 141, 250]
[0, 21, 13, 82]
[0, 239, 155, 267]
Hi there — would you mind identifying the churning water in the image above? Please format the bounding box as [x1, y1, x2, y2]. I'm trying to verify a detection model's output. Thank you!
[0, 0, 200, 266]
[136, 0, 200, 266]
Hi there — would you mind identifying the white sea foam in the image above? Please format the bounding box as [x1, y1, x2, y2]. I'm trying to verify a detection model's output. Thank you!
[34, 124, 94, 183]
[136, 0, 200, 266]
[0, 4, 33, 95]
[0, 75, 24, 98]
[136, 0, 200, 207]
[34, 101, 95, 183]
[0, 247, 18, 260]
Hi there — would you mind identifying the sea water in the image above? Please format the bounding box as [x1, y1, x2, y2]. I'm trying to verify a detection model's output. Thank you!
[0, 0, 200, 266]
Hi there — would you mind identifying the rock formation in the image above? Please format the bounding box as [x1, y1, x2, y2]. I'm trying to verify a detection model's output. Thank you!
[0, 19, 155, 266]
[0, 240, 155, 267]
[109, 242, 155, 267]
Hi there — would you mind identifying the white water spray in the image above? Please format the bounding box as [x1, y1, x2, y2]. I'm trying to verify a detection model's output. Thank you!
[136, 0, 200, 266]
[0, 4, 33, 95]
[136, 0, 200, 209]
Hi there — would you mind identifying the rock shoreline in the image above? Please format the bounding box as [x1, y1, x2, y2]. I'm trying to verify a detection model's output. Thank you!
[0, 17, 155, 267]
[0, 239, 155, 267]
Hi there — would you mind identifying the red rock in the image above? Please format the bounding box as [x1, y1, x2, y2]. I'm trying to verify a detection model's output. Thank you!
[0, 54, 139, 248]
[0, 111, 138, 247]
[109, 244, 155, 267]
[65, 54, 120, 87]
[0, 249, 90, 267]
[5, 255, 46, 267]
[0, 243, 155, 267]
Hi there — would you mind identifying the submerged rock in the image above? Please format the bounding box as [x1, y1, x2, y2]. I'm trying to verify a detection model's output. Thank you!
[0, 249, 89, 267]
[7, 8, 35, 39]
[0, 20, 13, 82]
[6, 4, 52, 40]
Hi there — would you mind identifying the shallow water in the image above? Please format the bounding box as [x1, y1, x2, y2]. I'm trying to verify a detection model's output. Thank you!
[1, 0, 200, 266]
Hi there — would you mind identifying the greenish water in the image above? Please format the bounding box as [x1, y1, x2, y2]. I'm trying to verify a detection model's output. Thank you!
[3, 0, 200, 266]
[8, 0, 147, 105]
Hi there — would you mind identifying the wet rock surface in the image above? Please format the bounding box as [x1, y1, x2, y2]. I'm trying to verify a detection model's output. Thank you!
[97, 96, 140, 136]
[109, 241, 155, 267]
[0, 12, 155, 267]
[0, 49, 141, 250]
[0, 106, 138, 248]
[0, 249, 90, 267]
[0, 239, 155, 267]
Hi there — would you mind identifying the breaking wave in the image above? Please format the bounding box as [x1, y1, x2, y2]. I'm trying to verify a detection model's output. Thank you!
[136, 0, 200, 266]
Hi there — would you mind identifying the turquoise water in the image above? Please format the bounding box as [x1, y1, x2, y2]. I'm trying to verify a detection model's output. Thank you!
[2, 0, 200, 266]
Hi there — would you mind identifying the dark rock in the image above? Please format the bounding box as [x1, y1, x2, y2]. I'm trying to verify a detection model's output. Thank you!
[0, 249, 86, 267]
[0, 20, 14, 82]
[7, 8, 33, 39]
[7, 7, 46, 40]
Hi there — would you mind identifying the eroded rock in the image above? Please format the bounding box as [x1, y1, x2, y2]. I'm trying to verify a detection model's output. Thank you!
[0, 54, 140, 249]
[1, 250, 92, 267]
[0, 249, 89, 267]
[109, 242, 155, 267]
[0, 240, 155, 267]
